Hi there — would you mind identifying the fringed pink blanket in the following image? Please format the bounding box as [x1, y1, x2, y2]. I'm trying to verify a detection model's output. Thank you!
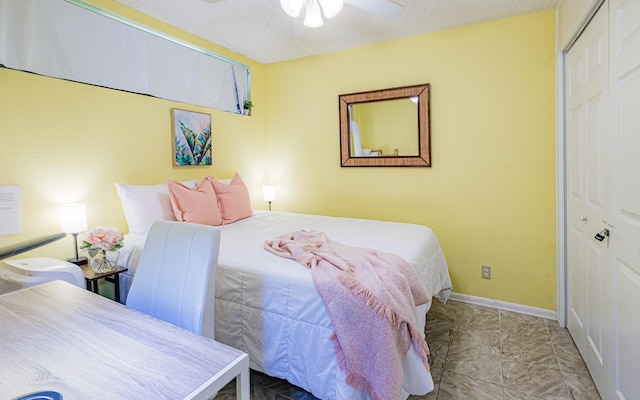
[264, 230, 431, 400]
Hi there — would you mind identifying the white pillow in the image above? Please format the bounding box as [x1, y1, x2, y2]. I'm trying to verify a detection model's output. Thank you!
[115, 180, 199, 235]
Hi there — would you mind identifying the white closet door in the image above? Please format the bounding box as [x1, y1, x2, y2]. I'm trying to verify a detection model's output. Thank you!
[607, 0, 640, 399]
[565, 4, 609, 395]
[566, 0, 640, 398]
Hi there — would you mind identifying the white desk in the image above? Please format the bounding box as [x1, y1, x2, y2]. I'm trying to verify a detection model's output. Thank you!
[0, 280, 249, 400]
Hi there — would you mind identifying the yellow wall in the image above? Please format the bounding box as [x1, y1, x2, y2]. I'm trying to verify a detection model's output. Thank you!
[0, 4, 557, 310]
[265, 11, 557, 310]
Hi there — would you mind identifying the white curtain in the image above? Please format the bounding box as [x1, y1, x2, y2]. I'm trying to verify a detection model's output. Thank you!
[0, 0, 249, 114]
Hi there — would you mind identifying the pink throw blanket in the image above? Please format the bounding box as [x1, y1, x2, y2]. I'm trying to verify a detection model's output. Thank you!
[264, 230, 431, 400]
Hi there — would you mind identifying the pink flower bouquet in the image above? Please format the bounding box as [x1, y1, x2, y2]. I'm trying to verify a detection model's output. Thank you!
[80, 226, 124, 258]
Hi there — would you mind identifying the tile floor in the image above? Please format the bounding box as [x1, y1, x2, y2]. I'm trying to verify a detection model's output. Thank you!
[215, 299, 602, 400]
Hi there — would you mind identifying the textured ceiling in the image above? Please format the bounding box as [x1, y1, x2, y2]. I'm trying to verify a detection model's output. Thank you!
[115, 0, 559, 64]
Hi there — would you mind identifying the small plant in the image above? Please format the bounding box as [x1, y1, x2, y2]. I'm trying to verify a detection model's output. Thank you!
[243, 100, 253, 110]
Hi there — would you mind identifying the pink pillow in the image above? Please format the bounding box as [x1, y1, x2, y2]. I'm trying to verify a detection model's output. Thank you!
[208, 174, 252, 224]
[167, 179, 223, 226]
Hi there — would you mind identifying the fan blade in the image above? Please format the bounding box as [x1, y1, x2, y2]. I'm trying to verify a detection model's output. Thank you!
[345, 0, 404, 19]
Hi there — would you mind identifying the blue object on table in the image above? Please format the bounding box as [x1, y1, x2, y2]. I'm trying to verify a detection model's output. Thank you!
[13, 391, 63, 400]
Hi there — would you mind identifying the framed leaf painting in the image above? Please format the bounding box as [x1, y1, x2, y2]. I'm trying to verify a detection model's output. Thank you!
[171, 108, 212, 166]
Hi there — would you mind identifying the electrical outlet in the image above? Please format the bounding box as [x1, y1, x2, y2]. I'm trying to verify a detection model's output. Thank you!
[482, 265, 491, 279]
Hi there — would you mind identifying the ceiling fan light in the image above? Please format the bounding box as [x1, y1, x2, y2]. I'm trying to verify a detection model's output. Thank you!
[318, 0, 343, 19]
[303, 0, 324, 28]
[280, 0, 303, 18]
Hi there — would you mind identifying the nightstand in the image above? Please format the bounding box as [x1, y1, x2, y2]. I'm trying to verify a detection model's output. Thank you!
[80, 265, 128, 303]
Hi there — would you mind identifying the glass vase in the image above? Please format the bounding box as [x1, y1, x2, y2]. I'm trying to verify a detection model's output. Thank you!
[90, 250, 119, 273]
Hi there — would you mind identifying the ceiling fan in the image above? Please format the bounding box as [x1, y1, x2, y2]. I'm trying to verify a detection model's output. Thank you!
[342, 0, 404, 19]
[202, 0, 404, 27]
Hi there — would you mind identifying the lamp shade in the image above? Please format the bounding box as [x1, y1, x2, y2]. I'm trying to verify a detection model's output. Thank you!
[280, 0, 303, 17]
[58, 203, 88, 234]
[303, 0, 324, 27]
[319, 0, 343, 18]
[262, 186, 276, 203]
[282, 0, 344, 28]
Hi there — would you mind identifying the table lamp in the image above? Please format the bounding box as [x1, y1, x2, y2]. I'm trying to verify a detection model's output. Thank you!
[262, 186, 276, 211]
[58, 203, 88, 265]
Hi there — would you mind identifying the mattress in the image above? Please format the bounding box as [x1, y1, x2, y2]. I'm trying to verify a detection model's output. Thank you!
[115, 211, 452, 400]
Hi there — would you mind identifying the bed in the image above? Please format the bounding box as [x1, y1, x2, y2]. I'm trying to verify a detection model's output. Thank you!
[112, 208, 451, 400]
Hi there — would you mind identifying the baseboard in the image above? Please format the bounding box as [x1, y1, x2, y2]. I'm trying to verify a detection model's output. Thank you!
[448, 292, 557, 321]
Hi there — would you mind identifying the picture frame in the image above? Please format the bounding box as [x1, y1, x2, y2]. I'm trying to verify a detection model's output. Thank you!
[171, 108, 212, 166]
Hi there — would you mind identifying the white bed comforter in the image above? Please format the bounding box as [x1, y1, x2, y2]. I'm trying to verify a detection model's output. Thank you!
[116, 211, 452, 400]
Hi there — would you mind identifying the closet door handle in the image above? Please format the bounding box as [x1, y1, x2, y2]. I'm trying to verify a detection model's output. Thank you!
[594, 228, 609, 242]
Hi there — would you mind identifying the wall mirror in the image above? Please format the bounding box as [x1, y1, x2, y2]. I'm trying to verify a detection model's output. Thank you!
[339, 84, 430, 167]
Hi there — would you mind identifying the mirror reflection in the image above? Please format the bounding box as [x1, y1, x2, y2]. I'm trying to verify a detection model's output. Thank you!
[349, 97, 419, 157]
[339, 84, 431, 167]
